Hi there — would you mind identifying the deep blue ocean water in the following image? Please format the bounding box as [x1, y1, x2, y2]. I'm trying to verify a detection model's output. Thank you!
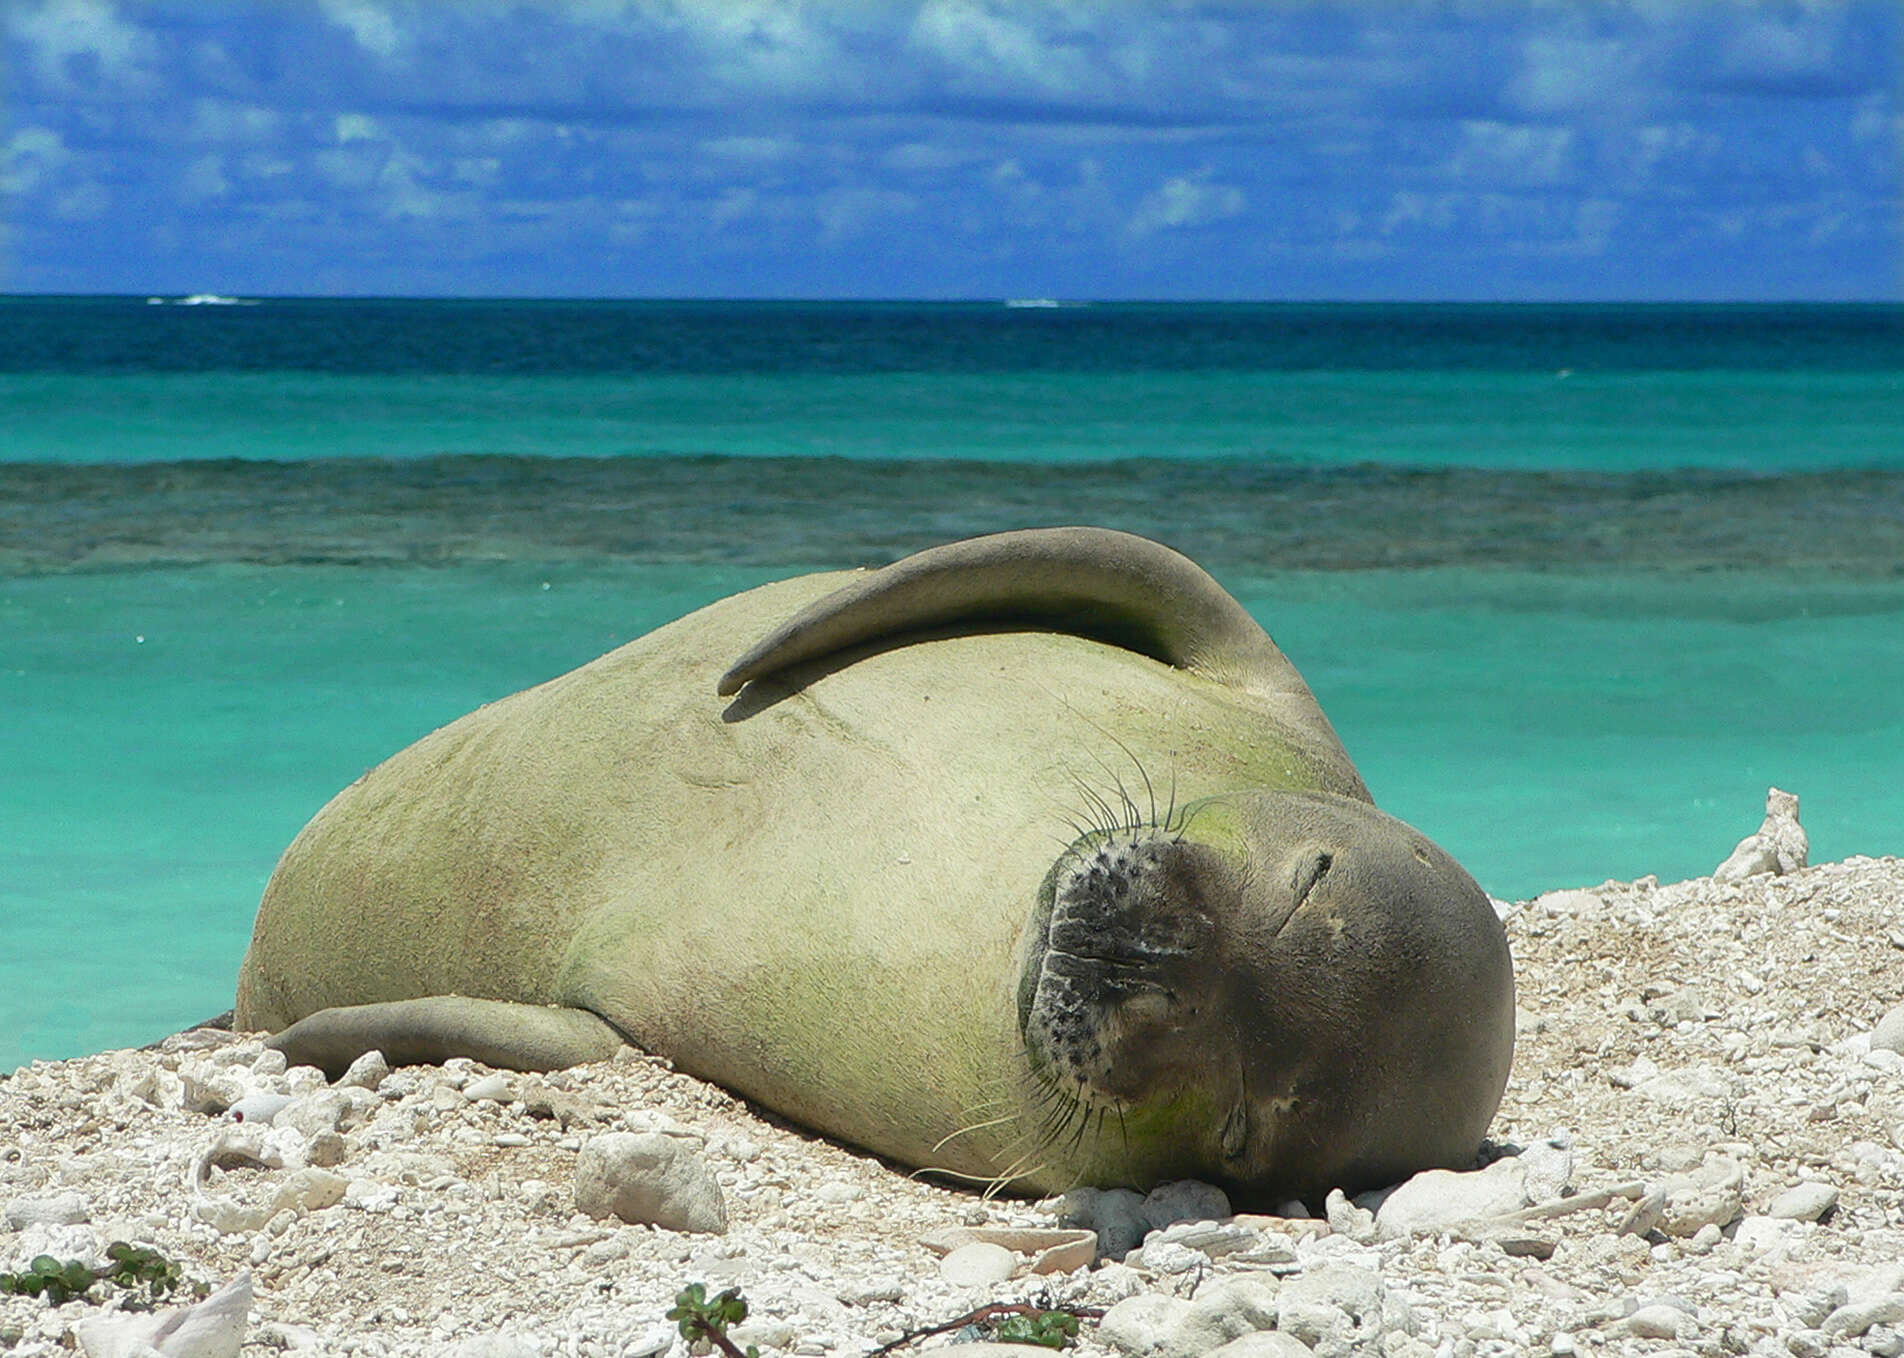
[4, 298, 1902, 1072]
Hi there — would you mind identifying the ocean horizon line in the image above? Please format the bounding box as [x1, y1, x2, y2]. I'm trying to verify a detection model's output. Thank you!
[5, 293, 1902, 309]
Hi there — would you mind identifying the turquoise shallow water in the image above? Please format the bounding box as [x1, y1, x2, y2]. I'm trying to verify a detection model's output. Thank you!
[5, 368, 1902, 469]
[4, 299, 1902, 1073]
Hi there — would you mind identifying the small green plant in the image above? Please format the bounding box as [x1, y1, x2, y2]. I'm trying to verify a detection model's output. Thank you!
[102, 1242, 187, 1302]
[0, 1256, 95, 1305]
[993, 1308, 1081, 1348]
[0, 1242, 190, 1307]
[666, 1282, 760, 1358]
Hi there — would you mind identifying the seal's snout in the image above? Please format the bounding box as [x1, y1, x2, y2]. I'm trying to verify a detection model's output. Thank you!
[1021, 830, 1217, 1102]
[1047, 833, 1207, 969]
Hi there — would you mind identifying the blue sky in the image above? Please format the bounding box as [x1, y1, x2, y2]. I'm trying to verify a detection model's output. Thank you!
[3, 1, 1898, 299]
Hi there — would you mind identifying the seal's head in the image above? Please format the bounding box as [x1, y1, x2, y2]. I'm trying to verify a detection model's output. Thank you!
[1017, 789, 1514, 1202]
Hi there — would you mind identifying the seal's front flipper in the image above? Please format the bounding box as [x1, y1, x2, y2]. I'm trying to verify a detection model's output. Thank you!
[266, 997, 629, 1079]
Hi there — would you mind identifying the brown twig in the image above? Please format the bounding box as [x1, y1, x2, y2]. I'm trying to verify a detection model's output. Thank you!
[868, 1302, 1106, 1356]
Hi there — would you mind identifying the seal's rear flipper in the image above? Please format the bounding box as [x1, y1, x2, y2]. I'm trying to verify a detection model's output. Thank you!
[266, 997, 629, 1079]
[718, 525, 1308, 700]
[718, 527, 1368, 799]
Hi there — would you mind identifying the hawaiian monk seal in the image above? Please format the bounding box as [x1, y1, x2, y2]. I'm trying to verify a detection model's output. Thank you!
[237, 527, 1513, 1201]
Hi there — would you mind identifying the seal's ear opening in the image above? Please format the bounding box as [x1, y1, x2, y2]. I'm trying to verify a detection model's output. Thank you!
[1289, 848, 1334, 904]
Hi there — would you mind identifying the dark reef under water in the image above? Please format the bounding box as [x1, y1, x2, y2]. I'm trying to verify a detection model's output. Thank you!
[5, 454, 1902, 579]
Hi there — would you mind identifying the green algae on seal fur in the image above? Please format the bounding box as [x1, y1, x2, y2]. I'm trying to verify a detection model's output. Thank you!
[237, 526, 1513, 1202]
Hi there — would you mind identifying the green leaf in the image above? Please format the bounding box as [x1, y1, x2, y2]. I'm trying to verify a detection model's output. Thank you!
[59, 1261, 94, 1293]
[995, 1309, 1081, 1349]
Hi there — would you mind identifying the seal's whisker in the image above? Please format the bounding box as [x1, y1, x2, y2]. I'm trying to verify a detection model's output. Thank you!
[983, 1147, 1052, 1198]
[913, 1162, 1033, 1193]
[955, 1089, 1017, 1118]
[1038, 1086, 1085, 1149]
[1089, 728, 1163, 833]
[1094, 762, 1140, 834]
[1068, 1096, 1097, 1154]
[1121, 736, 1161, 831]
[1071, 774, 1121, 838]
[1056, 810, 1099, 850]
[931, 1111, 1020, 1154]
[1026, 1094, 1063, 1136]
[1037, 1094, 1076, 1143]
[1060, 770, 1099, 833]
[1035, 1094, 1077, 1134]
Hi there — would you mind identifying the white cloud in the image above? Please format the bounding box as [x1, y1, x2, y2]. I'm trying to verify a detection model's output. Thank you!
[180, 153, 230, 203]
[314, 144, 389, 192]
[709, 186, 756, 228]
[702, 136, 798, 162]
[1380, 190, 1459, 237]
[378, 147, 449, 220]
[909, 0, 1094, 95]
[0, 127, 71, 195]
[608, 195, 658, 245]
[1632, 121, 1701, 177]
[670, 1, 851, 95]
[991, 158, 1030, 189]
[238, 198, 319, 224]
[1508, 35, 1639, 117]
[1717, 12, 1840, 88]
[1128, 172, 1244, 236]
[1850, 94, 1893, 144]
[481, 119, 544, 146]
[316, 120, 457, 220]
[884, 141, 988, 172]
[8, 0, 153, 89]
[1448, 121, 1575, 188]
[54, 180, 110, 221]
[189, 100, 281, 145]
[241, 154, 296, 179]
[452, 157, 502, 186]
[318, 0, 401, 58]
[334, 114, 386, 144]
[816, 186, 916, 241]
[1568, 197, 1619, 257]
